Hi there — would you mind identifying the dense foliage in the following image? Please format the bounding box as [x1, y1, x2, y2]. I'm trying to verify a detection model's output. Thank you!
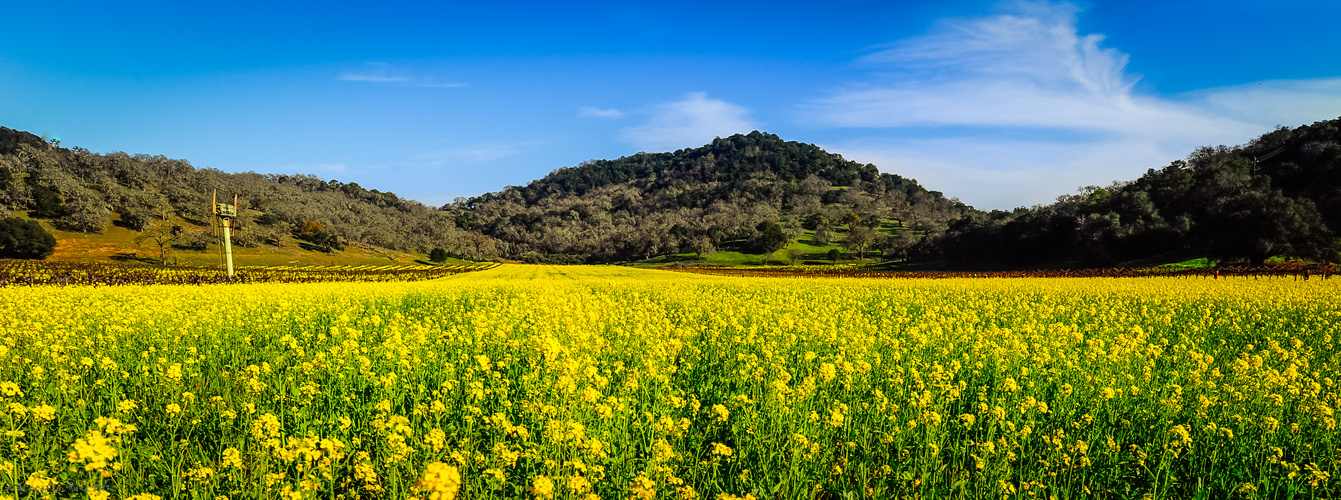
[939, 118, 1341, 267]
[0, 127, 501, 260]
[460, 131, 971, 262]
[0, 217, 56, 259]
[5, 118, 1340, 267]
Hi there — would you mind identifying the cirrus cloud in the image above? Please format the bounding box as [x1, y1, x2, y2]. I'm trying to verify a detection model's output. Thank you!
[337, 63, 466, 88]
[579, 106, 624, 118]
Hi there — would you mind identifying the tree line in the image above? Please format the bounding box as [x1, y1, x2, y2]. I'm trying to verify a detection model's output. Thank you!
[0, 127, 504, 261]
[2, 118, 1338, 268]
[937, 118, 1341, 267]
[457, 131, 971, 263]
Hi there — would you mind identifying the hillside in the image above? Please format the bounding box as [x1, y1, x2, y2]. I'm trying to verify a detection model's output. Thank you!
[4, 119, 1339, 269]
[938, 118, 1341, 267]
[460, 131, 974, 263]
[0, 127, 499, 264]
[1, 127, 971, 266]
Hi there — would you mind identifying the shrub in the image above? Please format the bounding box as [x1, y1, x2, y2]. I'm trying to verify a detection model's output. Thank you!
[120, 210, 153, 231]
[54, 198, 110, 233]
[0, 217, 56, 259]
[29, 185, 64, 218]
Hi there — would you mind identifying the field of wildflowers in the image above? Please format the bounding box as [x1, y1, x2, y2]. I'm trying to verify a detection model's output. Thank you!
[0, 265, 1336, 499]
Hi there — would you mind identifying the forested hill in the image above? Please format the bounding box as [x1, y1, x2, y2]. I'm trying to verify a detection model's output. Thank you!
[0, 127, 495, 260]
[0, 127, 966, 263]
[6, 118, 1337, 268]
[459, 131, 974, 262]
[501, 131, 919, 201]
[938, 117, 1341, 267]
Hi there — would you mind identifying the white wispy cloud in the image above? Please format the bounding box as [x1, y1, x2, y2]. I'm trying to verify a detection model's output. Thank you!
[579, 106, 624, 118]
[415, 140, 551, 167]
[453, 143, 525, 163]
[1182, 79, 1341, 127]
[337, 73, 410, 83]
[827, 137, 1180, 210]
[621, 92, 756, 151]
[337, 63, 466, 88]
[807, 1, 1341, 209]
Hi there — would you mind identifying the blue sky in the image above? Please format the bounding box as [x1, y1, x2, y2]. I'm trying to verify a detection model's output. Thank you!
[2, 1, 1339, 209]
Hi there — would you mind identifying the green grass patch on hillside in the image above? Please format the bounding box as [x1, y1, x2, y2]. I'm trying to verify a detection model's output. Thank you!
[1158, 257, 1216, 270]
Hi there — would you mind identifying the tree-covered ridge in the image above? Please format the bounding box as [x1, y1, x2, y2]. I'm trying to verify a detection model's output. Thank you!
[493, 131, 937, 206]
[0, 127, 501, 260]
[461, 131, 973, 262]
[939, 118, 1341, 267]
[5, 118, 1337, 268]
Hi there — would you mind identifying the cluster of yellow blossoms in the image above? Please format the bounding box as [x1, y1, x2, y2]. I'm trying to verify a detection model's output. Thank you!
[0, 264, 1336, 498]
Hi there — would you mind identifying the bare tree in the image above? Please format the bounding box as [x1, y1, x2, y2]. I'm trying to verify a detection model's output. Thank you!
[882, 228, 920, 262]
[787, 248, 805, 266]
[813, 224, 833, 245]
[844, 225, 874, 261]
[688, 235, 715, 257]
[134, 221, 180, 266]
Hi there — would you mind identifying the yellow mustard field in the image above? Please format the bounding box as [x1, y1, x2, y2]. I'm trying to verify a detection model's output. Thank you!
[0, 265, 1338, 499]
